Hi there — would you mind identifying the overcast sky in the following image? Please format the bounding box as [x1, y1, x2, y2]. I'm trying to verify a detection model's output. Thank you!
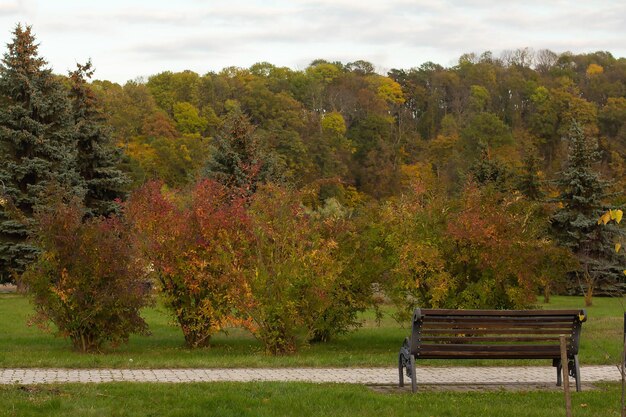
[1, 0, 625, 83]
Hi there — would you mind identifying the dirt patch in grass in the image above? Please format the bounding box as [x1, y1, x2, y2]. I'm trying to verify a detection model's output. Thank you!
[369, 382, 601, 393]
[0, 284, 17, 293]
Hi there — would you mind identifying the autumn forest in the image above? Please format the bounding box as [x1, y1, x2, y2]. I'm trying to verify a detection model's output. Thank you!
[1, 25, 625, 353]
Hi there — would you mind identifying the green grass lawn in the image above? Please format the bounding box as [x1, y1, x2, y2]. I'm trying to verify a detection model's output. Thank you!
[0, 294, 623, 368]
[0, 382, 620, 417]
[539, 296, 625, 367]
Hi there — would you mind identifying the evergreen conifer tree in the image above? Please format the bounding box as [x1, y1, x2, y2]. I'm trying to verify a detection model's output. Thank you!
[203, 107, 280, 197]
[0, 25, 83, 282]
[551, 121, 623, 299]
[518, 148, 544, 200]
[468, 142, 510, 190]
[69, 61, 129, 217]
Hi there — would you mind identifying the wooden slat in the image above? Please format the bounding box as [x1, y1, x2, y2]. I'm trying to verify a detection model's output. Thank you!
[420, 322, 574, 330]
[422, 328, 572, 335]
[419, 336, 562, 343]
[420, 316, 576, 324]
[420, 309, 584, 317]
[418, 344, 565, 353]
[416, 351, 563, 359]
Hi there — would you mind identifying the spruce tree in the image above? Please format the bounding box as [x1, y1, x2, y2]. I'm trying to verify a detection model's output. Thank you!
[203, 107, 280, 197]
[468, 142, 510, 190]
[69, 61, 129, 217]
[551, 121, 623, 299]
[518, 148, 544, 200]
[0, 25, 83, 282]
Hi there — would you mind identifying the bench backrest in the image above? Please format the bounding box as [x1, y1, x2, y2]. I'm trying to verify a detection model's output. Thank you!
[408, 308, 587, 360]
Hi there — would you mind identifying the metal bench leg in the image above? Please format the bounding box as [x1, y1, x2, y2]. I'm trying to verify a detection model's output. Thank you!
[554, 359, 562, 387]
[399, 338, 411, 388]
[398, 340, 417, 393]
[410, 354, 417, 393]
[573, 355, 581, 392]
[398, 352, 404, 387]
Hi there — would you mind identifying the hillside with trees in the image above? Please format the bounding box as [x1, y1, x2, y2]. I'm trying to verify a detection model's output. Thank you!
[1, 26, 625, 351]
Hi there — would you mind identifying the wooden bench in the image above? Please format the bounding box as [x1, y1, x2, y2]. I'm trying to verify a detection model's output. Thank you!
[398, 308, 587, 392]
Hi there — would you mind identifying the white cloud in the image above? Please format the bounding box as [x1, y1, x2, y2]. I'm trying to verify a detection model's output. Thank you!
[0, 0, 24, 16]
[0, 0, 625, 82]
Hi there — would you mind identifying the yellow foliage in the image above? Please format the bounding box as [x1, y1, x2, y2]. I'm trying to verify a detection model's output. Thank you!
[598, 211, 611, 225]
[400, 162, 436, 191]
[586, 63, 604, 77]
[612, 209, 623, 224]
[321, 111, 347, 136]
[372, 76, 405, 105]
[179, 144, 192, 162]
[306, 63, 341, 84]
[598, 209, 623, 225]
[126, 141, 156, 165]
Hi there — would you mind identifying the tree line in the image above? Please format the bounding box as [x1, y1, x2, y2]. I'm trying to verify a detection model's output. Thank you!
[1, 26, 624, 353]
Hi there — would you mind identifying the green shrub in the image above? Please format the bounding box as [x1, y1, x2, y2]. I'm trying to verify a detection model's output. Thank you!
[380, 180, 575, 320]
[244, 184, 353, 354]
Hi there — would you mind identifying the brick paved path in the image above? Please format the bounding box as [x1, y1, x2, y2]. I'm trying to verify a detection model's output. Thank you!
[0, 366, 620, 385]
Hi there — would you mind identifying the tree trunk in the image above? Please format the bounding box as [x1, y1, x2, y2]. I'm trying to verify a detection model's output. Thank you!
[543, 283, 551, 304]
[584, 284, 593, 307]
[582, 267, 594, 307]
